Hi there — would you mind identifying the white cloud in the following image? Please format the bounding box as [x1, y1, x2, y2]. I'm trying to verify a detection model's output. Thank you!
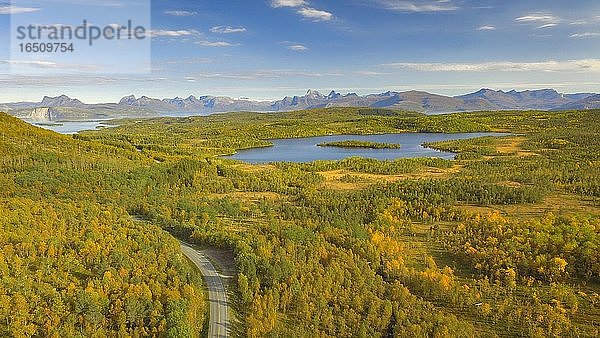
[2, 60, 101, 71]
[375, 0, 458, 12]
[297, 7, 333, 21]
[164, 57, 212, 65]
[271, 0, 307, 8]
[146, 29, 234, 47]
[196, 41, 236, 47]
[536, 23, 557, 29]
[569, 20, 587, 25]
[0, 74, 170, 88]
[146, 29, 199, 37]
[0, 5, 40, 14]
[383, 59, 600, 73]
[515, 13, 561, 25]
[165, 10, 198, 16]
[194, 69, 341, 80]
[210, 26, 247, 34]
[477, 25, 496, 31]
[355, 70, 388, 76]
[271, 1, 334, 23]
[1, 60, 57, 68]
[570, 32, 600, 38]
[287, 44, 309, 51]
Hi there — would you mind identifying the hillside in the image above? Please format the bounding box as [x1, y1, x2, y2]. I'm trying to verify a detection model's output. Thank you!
[78, 107, 600, 337]
[557, 94, 600, 110]
[0, 112, 206, 336]
[2, 108, 600, 336]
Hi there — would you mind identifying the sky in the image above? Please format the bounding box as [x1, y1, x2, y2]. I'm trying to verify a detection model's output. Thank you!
[1, 0, 599, 103]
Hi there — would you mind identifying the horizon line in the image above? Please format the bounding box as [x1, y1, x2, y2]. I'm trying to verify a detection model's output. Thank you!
[3, 87, 597, 104]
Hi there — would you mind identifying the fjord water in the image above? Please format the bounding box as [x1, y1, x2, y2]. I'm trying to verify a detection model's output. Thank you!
[227, 133, 508, 163]
[23, 112, 207, 135]
[25, 120, 113, 135]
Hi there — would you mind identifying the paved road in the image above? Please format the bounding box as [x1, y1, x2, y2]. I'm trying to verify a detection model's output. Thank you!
[181, 243, 230, 338]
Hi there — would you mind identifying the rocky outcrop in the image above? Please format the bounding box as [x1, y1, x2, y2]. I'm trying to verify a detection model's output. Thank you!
[26, 107, 62, 121]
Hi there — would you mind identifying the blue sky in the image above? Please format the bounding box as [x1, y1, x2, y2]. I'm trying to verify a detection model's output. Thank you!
[1, 0, 599, 102]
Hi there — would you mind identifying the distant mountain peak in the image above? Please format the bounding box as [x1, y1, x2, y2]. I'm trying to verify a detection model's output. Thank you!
[4, 87, 599, 118]
[376, 91, 400, 97]
[41, 94, 62, 100]
[119, 95, 137, 105]
[327, 90, 341, 100]
[40, 95, 83, 107]
[306, 89, 324, 98]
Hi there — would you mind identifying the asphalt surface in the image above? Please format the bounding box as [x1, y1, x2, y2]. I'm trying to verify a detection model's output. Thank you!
[181, 243, 230, 338]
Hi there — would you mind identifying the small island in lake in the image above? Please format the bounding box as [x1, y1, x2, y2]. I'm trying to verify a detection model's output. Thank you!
[317, 140, 402, 149]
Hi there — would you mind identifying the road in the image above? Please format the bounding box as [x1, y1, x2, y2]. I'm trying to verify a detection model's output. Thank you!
[180, 242, 230, 338]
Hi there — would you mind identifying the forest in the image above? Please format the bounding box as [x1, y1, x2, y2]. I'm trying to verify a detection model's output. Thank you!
[1, 107, 599, 337]
[0, 114, 206, 337]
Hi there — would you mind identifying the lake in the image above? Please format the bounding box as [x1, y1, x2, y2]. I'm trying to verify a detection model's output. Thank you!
[226, 133, 508, 163]
[23, 113, 206, 135]
[24, 120, 115, 135]
[22, 119, 508, 163]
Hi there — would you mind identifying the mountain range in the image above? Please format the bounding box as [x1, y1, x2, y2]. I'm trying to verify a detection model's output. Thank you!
[3, 89, 598, 121]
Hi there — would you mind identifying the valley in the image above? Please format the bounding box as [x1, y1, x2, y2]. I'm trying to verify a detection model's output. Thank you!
[1, 107, 599, 337]
[3, 0, 599, 336]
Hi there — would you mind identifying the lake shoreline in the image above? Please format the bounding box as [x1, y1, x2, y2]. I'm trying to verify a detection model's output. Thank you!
[225, 132, 510, 164]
